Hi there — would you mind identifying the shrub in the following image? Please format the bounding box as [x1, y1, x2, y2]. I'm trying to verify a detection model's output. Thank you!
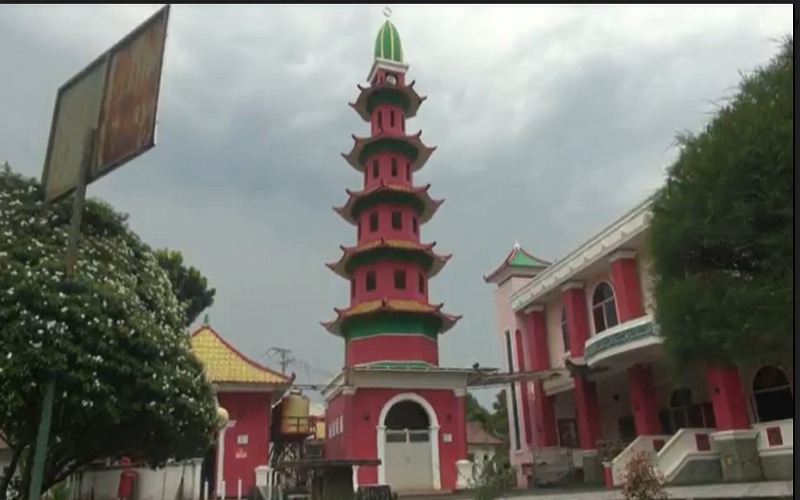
[622, 450, 668, 500]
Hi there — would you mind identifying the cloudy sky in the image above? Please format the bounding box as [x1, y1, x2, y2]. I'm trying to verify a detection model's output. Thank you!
[0, 4, 792, 402]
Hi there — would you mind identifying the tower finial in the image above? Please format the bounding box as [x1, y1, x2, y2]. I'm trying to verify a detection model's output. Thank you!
[513, 239, 521, 250]
[203, 314, 209, 326]
[383, 5, 392, 19]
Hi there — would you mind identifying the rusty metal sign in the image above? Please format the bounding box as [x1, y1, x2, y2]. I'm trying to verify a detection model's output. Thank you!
[94, 5, 169, 179]
[41, 5, 170, 203]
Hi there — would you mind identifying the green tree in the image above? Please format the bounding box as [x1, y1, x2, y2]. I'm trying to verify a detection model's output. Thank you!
[648, 37, 793, 369]
[0, 166, 218, 499]
[483, 390, 508, 441]
[465, 392, 490, 426]
[155, 249, 216, 327]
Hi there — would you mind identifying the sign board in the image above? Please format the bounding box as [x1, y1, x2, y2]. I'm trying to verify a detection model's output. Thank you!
[41, 5, 170, 203]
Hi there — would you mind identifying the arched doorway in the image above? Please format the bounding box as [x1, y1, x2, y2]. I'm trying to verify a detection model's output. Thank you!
[752, 366, 793, 422]
[378, 394, 439, 490]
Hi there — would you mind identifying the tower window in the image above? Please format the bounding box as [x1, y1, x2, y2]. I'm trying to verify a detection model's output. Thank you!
[366, 271, 377, 291]
[350, 279, 356, 300]
[401, 117, 405, 133]
[412, 217, 418, 234]
[391, 157, 398, 177]
[377, 112, 383, 131]
[390, 110, 395, 128]
[372, 160, 379, 179]
[406, 162, 411, 181]
[391, 212, 402, 230]
[369, 213, 379, 232]
[394, 270, 406, 290]
[418, 273, 425, 294]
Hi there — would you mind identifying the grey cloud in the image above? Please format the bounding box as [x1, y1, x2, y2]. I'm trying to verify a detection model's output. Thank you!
[0, 5, 792, 401]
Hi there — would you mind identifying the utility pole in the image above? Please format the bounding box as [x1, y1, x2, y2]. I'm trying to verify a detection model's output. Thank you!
[265, 347, 295, 375]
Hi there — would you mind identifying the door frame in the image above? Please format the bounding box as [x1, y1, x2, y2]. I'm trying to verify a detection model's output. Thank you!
[376, 393, 441, 489]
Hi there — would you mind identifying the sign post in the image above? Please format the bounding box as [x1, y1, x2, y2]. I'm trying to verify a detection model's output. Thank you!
[30, 6, 170, 499]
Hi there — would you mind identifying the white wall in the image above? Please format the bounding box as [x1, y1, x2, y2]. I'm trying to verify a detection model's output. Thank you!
[468, 444, 497, 465]
[74, 459, 203, 500]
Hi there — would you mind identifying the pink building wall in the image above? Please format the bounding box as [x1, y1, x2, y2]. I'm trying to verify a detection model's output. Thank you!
[491, 276, 537, 482]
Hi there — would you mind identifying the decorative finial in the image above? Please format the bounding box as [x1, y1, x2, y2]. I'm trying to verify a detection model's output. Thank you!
[513, 239, 521, 249]
[203, 314, 209, 326]
[383, 6, 393, 19]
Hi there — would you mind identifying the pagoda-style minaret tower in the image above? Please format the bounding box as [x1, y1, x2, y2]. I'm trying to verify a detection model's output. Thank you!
[320, 14, 471, 494]
[323, 18, 460, 368]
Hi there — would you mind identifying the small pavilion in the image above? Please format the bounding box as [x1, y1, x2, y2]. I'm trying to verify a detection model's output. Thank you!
[190, 316, 293, 498]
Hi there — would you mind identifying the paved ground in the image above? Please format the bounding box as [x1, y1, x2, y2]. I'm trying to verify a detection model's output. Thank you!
[402, 480, 794, 499]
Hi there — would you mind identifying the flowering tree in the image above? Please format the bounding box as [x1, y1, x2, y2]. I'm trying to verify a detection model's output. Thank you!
[0, 165, 218, 498]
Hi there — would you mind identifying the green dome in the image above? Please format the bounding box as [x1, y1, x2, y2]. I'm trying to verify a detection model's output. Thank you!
[374, 20, 403, 63]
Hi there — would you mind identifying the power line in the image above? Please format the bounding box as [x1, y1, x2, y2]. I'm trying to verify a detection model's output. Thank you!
[264, 347, 296, 375]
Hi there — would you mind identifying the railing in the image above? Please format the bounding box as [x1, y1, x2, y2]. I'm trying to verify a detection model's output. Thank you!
[655, 428, 717, 481]
[583, 315, 661, 365]
[610, 435, 671, 485]
[753, 419, 794, 455]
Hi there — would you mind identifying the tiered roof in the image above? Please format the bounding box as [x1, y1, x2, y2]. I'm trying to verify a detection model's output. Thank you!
[322, 299, 461, 337]
[326, 238, 451, 279]
[341, 131, 436, 173]
[333, 181, 443, 225]
[323, 17, 460, 349]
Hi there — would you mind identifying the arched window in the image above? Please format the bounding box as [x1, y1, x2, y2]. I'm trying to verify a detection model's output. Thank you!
[661, 388, 715, 433]
[591, 282, 619, 333]
[560, 308, 570, 353]
[752, 366, 794, 422]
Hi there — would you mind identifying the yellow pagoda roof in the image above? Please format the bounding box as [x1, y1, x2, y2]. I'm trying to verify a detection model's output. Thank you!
[191, 324, 291, 386]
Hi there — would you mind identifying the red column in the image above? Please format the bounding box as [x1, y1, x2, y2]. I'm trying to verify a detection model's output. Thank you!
[455, 392, 468, 459]
[611, 255, 661, 436]
[525, 309, 550, 371]
[562, 284, 601, 449]
[574, 377, 601, 449]
[533, 381, 558, 446]
[628, 364, 662, 435]
[705, 366, 751, 430]
[563, 285, 590, 358]
[524, 308, 558, 447]
[610, 253, 645, 322]
[514, 329, 534, 446]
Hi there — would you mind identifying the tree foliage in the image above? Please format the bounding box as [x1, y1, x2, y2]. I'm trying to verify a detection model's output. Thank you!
[155, 249, 216, 327]
[465, 393, 490, 425]
[464, 391, 508, 441]
[648, 37, 793, 369]
[487, 390, 509, 440]
[0, 166, 218, 498]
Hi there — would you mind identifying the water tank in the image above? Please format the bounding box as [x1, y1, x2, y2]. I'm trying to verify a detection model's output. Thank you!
[280, 390, 311, 436]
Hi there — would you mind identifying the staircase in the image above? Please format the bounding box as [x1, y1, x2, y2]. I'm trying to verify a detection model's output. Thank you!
[531, 447, 579, 486]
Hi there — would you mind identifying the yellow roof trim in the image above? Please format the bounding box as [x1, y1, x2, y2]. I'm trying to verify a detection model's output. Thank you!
[191, 326, 291, 386]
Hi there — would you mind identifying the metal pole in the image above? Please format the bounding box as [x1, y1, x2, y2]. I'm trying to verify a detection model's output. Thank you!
[28, 127, 95, 500]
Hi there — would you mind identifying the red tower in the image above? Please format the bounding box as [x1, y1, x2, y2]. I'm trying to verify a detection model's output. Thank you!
[321, 17, 471, 493]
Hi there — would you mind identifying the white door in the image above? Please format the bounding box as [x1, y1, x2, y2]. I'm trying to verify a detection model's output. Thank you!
[385, 430, 433, 490]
